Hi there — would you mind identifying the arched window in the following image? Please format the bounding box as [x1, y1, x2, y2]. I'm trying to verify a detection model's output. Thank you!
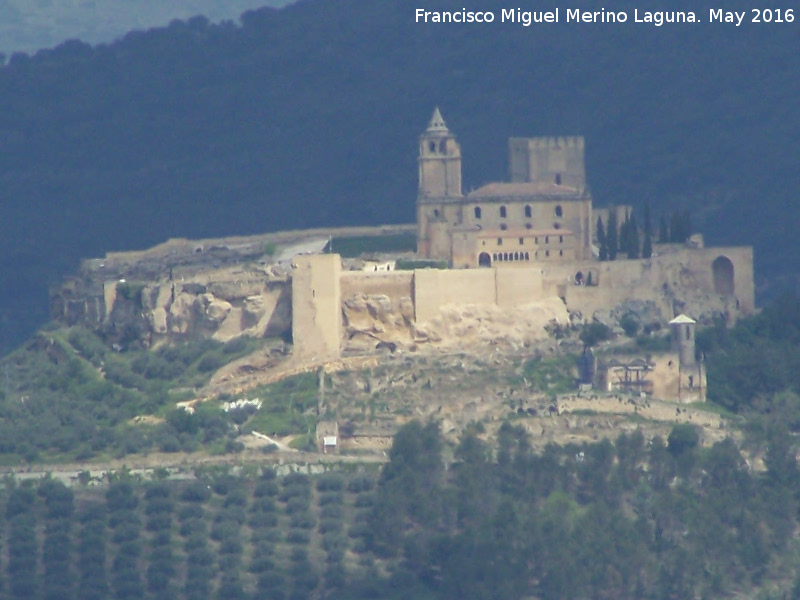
[474, 206, 482, 219]
[518, 237, 524, 245]
[524, 205, 532, 218]
[524, 252, 530, 260]
[478, 252, 491, 267]
[555, 173, 562, 185]
[514, 252, 519, 260]
[492, 253, 498, 261]
[499, 205, 507, 218]
[559, 235, 563, 243]
[545, 236, 549, 244]
[500, 224, 507, 231]
[553, 223, 561, 230]
[439, 140, 447, 153]
[429, 141, 436, 153]
[433, 209, 440, 218]
[554, 205, 563, 218]
[712, 256, 735, 295]
[525, 223, 532, 230]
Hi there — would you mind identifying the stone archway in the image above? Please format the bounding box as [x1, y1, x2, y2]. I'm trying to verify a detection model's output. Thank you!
[478, 252, 492, 267]
[712, 256, 734, 295]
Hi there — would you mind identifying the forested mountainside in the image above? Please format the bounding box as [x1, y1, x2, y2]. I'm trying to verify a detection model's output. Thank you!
[1, 0, 797, 353]
[0, 0, 286, 56]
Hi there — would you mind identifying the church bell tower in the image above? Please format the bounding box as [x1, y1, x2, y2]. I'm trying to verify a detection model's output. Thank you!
[418, 108, 462, 199]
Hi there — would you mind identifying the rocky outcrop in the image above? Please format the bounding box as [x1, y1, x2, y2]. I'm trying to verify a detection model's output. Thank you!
[341, 293, 569, 354]
[53, 263, 293, 349]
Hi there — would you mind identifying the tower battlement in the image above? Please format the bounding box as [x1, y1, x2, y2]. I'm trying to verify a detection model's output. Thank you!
[509, 136, 586, 187]
[513, 136, 585, 150]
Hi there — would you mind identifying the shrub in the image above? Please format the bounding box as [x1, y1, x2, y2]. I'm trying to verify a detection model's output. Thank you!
[285, 496, 311, 514]
[286, 529, 311, 544]
[178, 504, 204, 520]
[580, 322, 613, 347]
[180, 482, 211, 503]
[249, 556, 275, 574]
[283, 472, 310, 487]
[620, 313, 640, 337]
[318, 492, 344, 506]
[667, 423, 700, 457]
[347, 475, 375, 493]
[251, 496, 277, 513]
[316, 473, 345, 492]
[289, 512, 316, 530]
[320, 505, 343, 519]
[319, 518, 343, 534]
[353, 492, 375, 508]
[179, 519, 206, 538]
[144, 498, 174, 515]
[248, 512, 278, 529]
[254, 481, 279, 498]
[145, 513, 172, 532]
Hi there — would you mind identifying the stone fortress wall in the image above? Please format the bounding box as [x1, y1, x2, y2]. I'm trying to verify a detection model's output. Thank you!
[294, 239, 754, 362]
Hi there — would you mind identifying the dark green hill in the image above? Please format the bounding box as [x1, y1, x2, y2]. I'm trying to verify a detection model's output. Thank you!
[1, 0, 798, 353]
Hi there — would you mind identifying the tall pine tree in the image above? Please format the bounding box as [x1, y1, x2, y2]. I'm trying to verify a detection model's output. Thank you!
[607, 208, 618, 261]
[642, 204, 653, 259]
[597, 216, 608, 261]
[627, 214, 640, 259]
[619, 209, 631, 258]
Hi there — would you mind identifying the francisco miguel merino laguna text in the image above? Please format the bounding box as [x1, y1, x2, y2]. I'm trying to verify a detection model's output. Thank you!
[415, 8, 705, 26]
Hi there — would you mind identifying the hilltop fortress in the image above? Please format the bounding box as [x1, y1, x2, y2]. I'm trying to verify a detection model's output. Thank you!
[52, 109, 754, 402]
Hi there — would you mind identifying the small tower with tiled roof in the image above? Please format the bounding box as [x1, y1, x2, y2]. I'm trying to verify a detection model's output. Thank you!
[669, 314, 697, 367]
[669, 314, 705, 402]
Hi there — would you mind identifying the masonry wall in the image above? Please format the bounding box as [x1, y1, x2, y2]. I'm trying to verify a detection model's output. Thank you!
[293, 243, 754, 359]
[542, 245, 755, 320]
[413, 268, 497, 323]
[340, 271, 413, 303]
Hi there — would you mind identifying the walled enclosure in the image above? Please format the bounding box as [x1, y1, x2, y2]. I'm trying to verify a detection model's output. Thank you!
[292, 241, 754, 363]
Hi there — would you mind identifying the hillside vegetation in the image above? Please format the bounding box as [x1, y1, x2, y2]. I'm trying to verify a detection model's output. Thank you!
[1, 415, 800, 600]
[0, 294, 798, 467]
[0, 0, 797, 353]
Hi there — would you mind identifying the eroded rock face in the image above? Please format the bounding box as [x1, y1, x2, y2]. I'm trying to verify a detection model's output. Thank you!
[341, 293, 570, 354]
[61, 264, 293, 348]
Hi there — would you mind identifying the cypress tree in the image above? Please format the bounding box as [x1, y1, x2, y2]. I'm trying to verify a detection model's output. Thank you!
[627, 214, 640, 259]
[607, 208, 618, 261]
[642, 204, 653, 259]
[619, 210, 630, 258]
[597, 216, 608, 261]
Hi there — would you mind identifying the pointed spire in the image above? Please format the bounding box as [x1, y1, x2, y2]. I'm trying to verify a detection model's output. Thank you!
[426, 107, 449, 133]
